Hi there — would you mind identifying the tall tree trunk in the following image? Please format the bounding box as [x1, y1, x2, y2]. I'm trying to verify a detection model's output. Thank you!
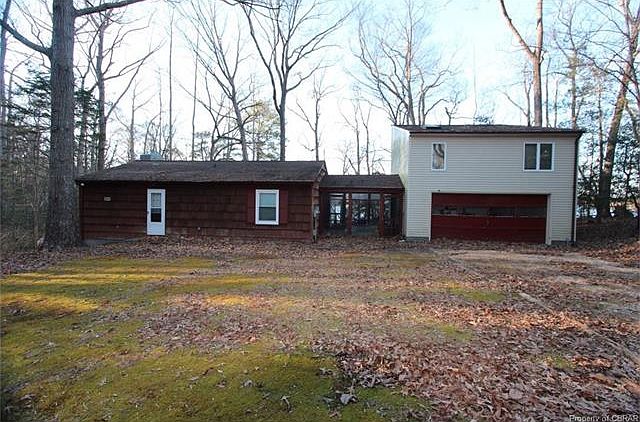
[568, 52, 578, 129]
[96, 25, 107, 170]
[500, 0, 544, 126]
[191, 37, 198, 161]
[314, 92, 320, 161]
[532, 0, 543, 126]
[0, 0, 11, 159]
[355, 124, 361, 175]
[544, 60, 550, 126]
[597, 71, 630, 219]
[158, 74, 163, 154]
[278, 93, 286, 161]
[77, 91, 89, 174]
[32, 133, 40, 246]
[233, 97, 248, 160]
[46, 0, 78, 247]
[167, 14, 173, 160]
[128, 88, 136, 161]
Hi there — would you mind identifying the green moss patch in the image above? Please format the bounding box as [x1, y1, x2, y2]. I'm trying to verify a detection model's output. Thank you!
[8, 345, 429, 422]
[543, 353, 575, 371]
[1, 255, 430, 422]
[339, 252, 433, 271]
[1, 257, 213, 318]
[442, 284, 506, 303]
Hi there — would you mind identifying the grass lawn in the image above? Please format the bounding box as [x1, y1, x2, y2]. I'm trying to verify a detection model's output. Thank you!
[1, 238, 638, 421]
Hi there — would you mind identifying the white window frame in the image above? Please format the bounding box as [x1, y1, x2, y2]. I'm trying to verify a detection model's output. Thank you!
[255, 189, 279, 225]
[523, 142, 554, 172]
[431, 142, 447, 171]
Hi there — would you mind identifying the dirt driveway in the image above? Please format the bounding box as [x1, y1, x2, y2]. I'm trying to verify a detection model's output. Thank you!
[1, 237, 638, 421]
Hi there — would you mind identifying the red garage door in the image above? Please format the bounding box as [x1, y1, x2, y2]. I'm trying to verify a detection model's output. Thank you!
[431, 193, 547, 243]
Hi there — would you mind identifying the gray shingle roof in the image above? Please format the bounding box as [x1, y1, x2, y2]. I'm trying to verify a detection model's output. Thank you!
[396, 124, 583, 136]
[320, 175, 404, 190]
[76, 160, 327, 183]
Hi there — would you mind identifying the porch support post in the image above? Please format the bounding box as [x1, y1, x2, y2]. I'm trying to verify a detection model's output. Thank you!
[378, 192, 384, 237]
[346, 192, 352, 235]
[399, 193, 404, 236]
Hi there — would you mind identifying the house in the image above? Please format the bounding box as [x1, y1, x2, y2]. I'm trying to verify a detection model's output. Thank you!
[76, 160, 404, 241]
[391, 125, 582, 244]
[76, 124, 581, 244]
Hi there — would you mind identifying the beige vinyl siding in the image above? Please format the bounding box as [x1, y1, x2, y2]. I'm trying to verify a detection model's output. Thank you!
[391, 127, 410, 235]
[405, 133, 577, 244]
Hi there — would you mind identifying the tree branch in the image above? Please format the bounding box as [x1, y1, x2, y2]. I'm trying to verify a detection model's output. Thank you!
[499, 0, 535, 59]
[75, 0, 147, 17]
[0, 20, 50, 56]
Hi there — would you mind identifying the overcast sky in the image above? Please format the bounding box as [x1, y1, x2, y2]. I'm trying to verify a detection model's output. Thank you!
[5, 0, 555, 174]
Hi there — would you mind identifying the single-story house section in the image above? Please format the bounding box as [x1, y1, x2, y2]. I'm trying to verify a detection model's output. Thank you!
[76, 160, 405, 241]
[77, 160, 326, 241]
[391, 124, 582, 244]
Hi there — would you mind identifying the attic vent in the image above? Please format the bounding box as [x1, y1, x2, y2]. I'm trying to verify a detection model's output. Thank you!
[422, 125, 441, 129]
[139, 151, 163, 161]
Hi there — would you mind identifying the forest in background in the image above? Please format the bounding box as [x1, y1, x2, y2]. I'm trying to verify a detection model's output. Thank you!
[0, 0, 638, 250]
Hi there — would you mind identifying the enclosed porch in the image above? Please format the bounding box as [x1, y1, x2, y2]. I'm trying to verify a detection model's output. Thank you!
[319, 175, 404, 237]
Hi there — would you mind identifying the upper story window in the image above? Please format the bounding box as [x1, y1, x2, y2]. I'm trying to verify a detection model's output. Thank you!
[524, 142, 553, 171]
[255, 189, 279, 225]
[432, 142, 446, 171]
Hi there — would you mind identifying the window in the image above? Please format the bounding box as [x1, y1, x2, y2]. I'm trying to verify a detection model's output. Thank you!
[488, 207, 515, 217]
[255, 189, 279, 225]
[432, 205, 459, 216]
[150, 192, 162, 222]
[462, 207, 488, 216]
[524, 142, 553, 171]
[432, 142, 446, 170]
[516, 207, 546, 218]
[328, 193, 346, 229]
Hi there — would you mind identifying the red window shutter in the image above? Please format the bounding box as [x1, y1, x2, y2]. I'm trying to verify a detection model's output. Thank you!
[247, 188, 255, 224]
[279, 190, 288, 224]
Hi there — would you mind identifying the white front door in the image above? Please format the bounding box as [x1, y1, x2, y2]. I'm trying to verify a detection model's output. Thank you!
[147, 189, 166, 235]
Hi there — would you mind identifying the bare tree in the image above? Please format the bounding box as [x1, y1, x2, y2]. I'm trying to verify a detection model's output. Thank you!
[242, 0, 347, 161]
[80, 8, 157, 169]
[183, 1, 256, 160]
[444, 85, 465, 125]
[294, 74, 332, 161]
[499, 0, 544, 127]
[116, 80, 152, 161]
[1, 0, 147, 247]
[584, 0, 639, 218]
[553, 0, 591, 130]
[354, 0, 454, 126]
[501, 61, 533, 125]
[340, 94, 382, 175]
[167, 11, 174, 160]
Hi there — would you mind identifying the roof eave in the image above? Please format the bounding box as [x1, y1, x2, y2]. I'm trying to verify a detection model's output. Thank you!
[76, 178, 320, 184]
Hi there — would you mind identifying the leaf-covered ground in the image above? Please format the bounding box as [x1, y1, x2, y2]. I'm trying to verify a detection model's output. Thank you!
[1, 237, 638, 421]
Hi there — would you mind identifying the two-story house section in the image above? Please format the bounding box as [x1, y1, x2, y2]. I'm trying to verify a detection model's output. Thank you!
[391, 125, 582, 244]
